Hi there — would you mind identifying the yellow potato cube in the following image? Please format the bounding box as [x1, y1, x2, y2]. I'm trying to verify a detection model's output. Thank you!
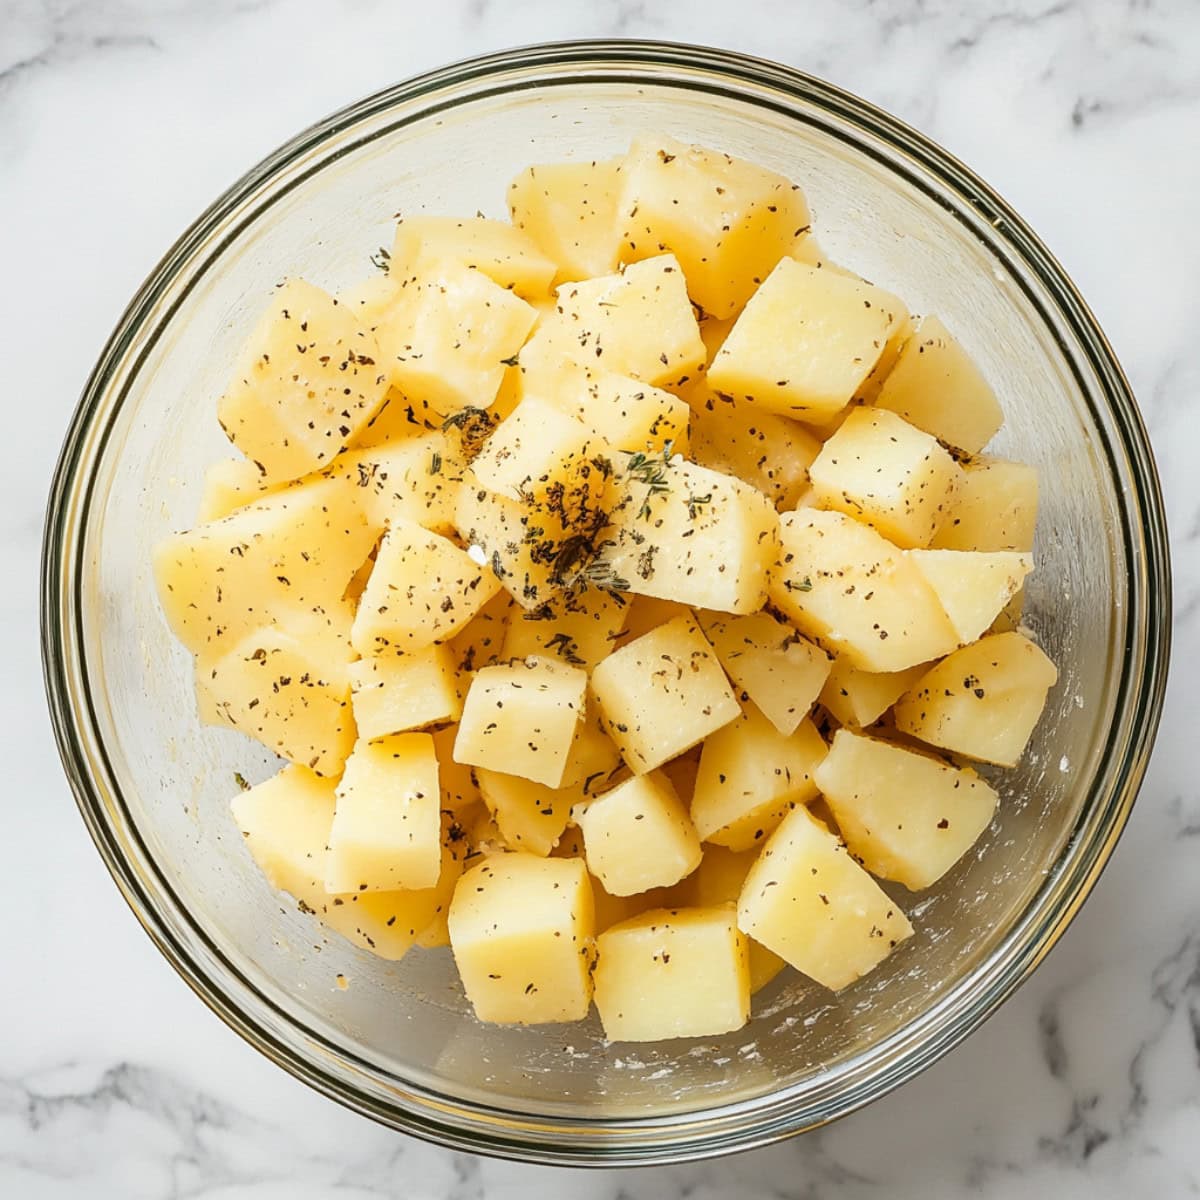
[708, 258, 908, 422]
[391, 215, 557, 299]
[814, 729, 999, 891]
[771, 509, 960, 672]
[931, 456, 1040, 553]
[350, 520, 501, 654]
[448, 854, 595, 1024]
[375, 261, 537, 414]
[201, 624, 354, 777]
[907, 549, 1033, 645]
[217, 279, 389, 482]
[475, 768, 576, 857]
[348, 644, 462, 740]
[591, 614, 740, 774]
[446, 589, 513, 680]
[808, 408, 962, 548]
[698, 610, 831, 736]
[594, 906, 750, 1041]
[614, 595, 693, 645]
[618, 134, 810, 318]
[659, 746, 702, 806]
[325, 733, 442, 893]
[431, 724, 483, 816]
[853, 314, 916, 404]
[692, 706, 827, 850]
[688, 394, 821, 511]
[502, 586, 629, 670]
[454, 656, 588, 787]
[786, 232, 858, 278]
[873, 315, 1004, 454]
[196, 458, 274, 523]
[337, 273, 404, 331]
[575, 771, 702, 896]
[601, 450, 779, 614]
[737, 805, 914, 991]
[507, 157, 625, 283]
[893, 632, 1058, 766]
[415, 908, 451, 950]
[558, 697, 624, 792]
[818, 657, 929, 728]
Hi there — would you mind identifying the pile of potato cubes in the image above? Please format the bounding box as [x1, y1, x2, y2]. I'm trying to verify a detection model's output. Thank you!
[154, 134, 1057, 1042]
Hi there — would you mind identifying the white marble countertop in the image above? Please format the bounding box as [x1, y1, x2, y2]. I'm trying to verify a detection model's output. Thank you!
[4, 0, 1199, 1195]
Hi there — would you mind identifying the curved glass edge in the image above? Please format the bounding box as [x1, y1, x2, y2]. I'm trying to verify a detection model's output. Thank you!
[40, 39, 1172, 1166]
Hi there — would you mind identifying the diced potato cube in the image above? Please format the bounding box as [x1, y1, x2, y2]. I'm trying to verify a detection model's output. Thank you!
[475, 768, 576, 856]
[692, 707, 827, 850]
[454, 657, 588, 787]
[558, 697, 624, 792]
[930, 456, 1039, 553]
[737, 805, 914, 991]
[154, 477, 376, 658]
[507, 157, 625, 283]
[524, 255, 705, 388]
[893, 631, 1058, 766]
[446, 589, 513, 680]
[659, 746, 702, 805]
[375, 261, 537, 414]
[217, 279, 389, 482]
[814, 729, 999, 891]
[708, 259, 908, 422]
[391, 215, 557, 299]
[201, 625, 354, 777]
[448, 854, 595, 1024]
[808, 408, 962, 549]
[907, 549, 1033, 645]
[618, 134, 810, 318]
[337, 273, 404, 331]
[325, 733, 441, 892]
[615, 595, 692, 645]
[786, 232, 858, 278]
[698, 610, 831, 736]
[348, 644, 462, 740]
[351, 520, 501, 654]
[431, 724, 482, 816]
[232, 766, 460, 960]
[502, 586, 629, 670]
[688, 395, 821, 511]
[594, 906, 750, 1041]
[771, 509, 959, 672]
[349, 386, 438, 449]
[872, 315, 1004, 454]
[415, 908, 451, 949]
[601, 451, 779, 614]
[196, 458, 274, 523]
[591, 615, 740, 774]
[575, 771, 702, 895]
[818, 657, 928, 728]
[853, 314, 915, 404]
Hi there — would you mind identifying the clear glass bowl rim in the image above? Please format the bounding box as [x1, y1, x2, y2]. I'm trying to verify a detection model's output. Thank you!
[40, 39, 1172, 1166]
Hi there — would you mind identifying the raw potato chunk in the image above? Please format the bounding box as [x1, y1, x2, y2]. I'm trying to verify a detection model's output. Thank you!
[814, 729, 999, 891]
[931, 457, 1039, 553]
[893, 632, 1058, 766]
[217, 279, 389, 482]
[708, 259, 908, 422]
[154, 477, 376, 658]
[575, 772, 702, 896]
[348, 645, 462, 740]
[698, 610, 831, 736]
[201, 625, 354, 777]
[818, 658, 928, 728]
[449, 854, 595, 1024]
[602, 451, 779, 614]
[351, 521, 501, 654]
[591, 615, 740, 773]
[375, 261, 537, 414]
[771, 509, 960, 672]
[326, 733, 442, 893]
[907, 550, 1033, 645]
[232, 766, 460, 960]
[454, 656, 588, 787]
[689, 396, 821, 511]
[808, 408, 962, 549]
[691, 707, 827, 851]
[618, 134, 809, 318]
[738, 805, 914, 991]
[872, 315, 1003, 454]
[475, 769, 576, 856]
[507, 157, 625, 283]
[196, 458, 274, 523]
[594, 906, 749, 1041]
[391, 215, 557, 299]
[502, 587, 629, 671]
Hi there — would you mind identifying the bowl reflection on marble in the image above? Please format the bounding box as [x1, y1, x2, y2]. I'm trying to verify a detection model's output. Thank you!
[41, 41, 1170, 1165]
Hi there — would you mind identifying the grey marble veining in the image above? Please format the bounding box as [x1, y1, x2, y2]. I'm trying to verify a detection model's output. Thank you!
[3, 0, 1199, 1195]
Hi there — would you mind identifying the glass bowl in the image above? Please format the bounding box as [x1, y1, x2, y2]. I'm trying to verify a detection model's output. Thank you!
[41, 41, 1171, 1165]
